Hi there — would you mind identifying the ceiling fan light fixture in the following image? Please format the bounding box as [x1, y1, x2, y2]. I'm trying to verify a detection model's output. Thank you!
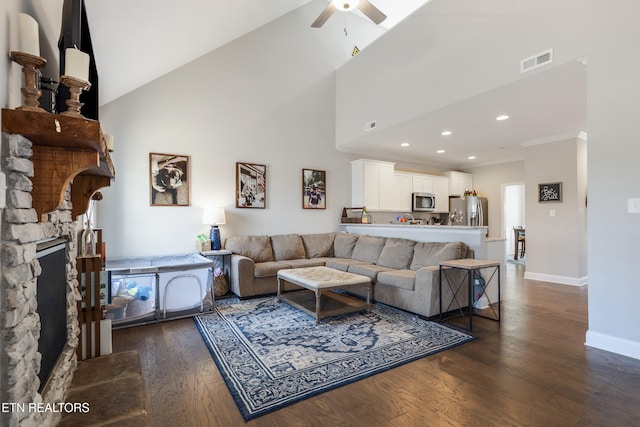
[331, 0, 360, 11]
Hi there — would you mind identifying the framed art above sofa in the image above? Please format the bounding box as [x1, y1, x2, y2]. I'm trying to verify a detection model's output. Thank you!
[236, 162, 266, 208]
[302, 169, 326, 209]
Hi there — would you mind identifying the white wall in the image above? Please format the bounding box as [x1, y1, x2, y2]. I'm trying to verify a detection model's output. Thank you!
[335, 0, 588, 147]
[585, 1, 640, 359]
[96, 3, 382, 257]
[523, 137, 587, 285]
[466, 160, 524, 238]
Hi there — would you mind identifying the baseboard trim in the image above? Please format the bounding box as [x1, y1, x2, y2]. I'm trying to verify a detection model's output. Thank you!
[524, 271, 588, 286]
[585, 330, 640, 360]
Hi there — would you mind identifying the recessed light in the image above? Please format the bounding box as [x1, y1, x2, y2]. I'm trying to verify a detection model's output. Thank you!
[437, 149, 445, 154]
[468, 155, 476, 160]
[496, 114, 510, 121]
[400, 142, 410, 147]
[441, 130, 452, 136]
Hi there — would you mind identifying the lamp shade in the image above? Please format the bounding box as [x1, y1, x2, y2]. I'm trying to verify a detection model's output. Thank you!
[203, 207, 226, 225]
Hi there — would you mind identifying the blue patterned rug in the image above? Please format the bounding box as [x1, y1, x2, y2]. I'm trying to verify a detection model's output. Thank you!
[194, 296, 475, 421]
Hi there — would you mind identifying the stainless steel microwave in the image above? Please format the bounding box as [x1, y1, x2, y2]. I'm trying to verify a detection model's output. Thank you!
[412, 192, 435, 212]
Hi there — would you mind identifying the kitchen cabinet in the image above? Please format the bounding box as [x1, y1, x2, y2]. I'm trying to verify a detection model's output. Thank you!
[351, 159, 396, 211]
[393, 172, 413, 211]
[446, 171, 473, 196]
[432, 176, 450, 212]
[412, 175, 433, 194]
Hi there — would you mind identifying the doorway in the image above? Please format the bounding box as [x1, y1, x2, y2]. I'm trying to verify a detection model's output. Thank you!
[503, 183, 525, 258]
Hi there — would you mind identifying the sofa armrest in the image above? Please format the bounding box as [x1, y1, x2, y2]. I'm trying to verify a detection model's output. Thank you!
[230, 254, 255, 297]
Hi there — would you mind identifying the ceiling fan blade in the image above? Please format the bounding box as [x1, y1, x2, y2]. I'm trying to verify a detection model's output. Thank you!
[311, 3, 337, 28]
[357, 0, 387, 25]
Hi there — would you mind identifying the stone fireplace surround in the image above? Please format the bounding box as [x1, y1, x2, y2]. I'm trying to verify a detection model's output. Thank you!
[1, 133, 81, 427]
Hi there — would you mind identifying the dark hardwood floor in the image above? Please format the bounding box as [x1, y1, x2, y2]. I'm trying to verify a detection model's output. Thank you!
[112, 262, 640, 426]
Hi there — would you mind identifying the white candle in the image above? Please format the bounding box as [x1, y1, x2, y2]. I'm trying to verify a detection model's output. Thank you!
[18, 13, 40, 56]
[104, 134, 114, 151]
[65, 48, 90, 82]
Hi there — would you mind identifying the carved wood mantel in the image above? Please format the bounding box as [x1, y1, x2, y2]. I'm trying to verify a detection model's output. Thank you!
[2, 108, 115, 221]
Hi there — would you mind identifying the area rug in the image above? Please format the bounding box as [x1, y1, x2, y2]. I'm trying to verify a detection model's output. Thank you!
[194, 296, 475, 421]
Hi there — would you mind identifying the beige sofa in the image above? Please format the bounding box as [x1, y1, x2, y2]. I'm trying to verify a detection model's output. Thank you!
[224, 232, 472, 318]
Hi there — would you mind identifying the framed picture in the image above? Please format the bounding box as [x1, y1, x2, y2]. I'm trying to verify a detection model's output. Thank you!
[302, 169, 326, 209]
[538, 182, 562, 203]
[236, 162, 266, 208]
[150, 153, 189, 206]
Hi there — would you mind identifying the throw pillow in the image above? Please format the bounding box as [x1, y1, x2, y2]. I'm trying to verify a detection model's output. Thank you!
[224, 235, 274, 263]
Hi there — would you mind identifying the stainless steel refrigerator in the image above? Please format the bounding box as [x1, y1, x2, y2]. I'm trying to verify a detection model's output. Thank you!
[449, 196, 488, 232]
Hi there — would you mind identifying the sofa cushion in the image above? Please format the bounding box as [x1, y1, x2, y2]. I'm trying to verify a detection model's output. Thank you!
[225, 235, 273, 262]
[334, 233, 359, 258]
[377, 238, 416, 270]
[271, 234, 305, 261]
[347, 264, 393, 282]
[324, 258, 370, 272]
[301, 232, 336, 258]
[351, 235, 386, 264]
[283, 258, 326, 269]
[253, 261, 290, 278]
[410, 242, 464, 270]
[376, 270, 417, 291]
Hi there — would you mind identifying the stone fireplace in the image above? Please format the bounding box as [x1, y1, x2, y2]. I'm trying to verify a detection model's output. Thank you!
[1, 132, 82, 427]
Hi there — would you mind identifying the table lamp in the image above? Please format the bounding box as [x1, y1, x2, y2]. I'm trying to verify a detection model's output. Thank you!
[203, 207, 226, 250]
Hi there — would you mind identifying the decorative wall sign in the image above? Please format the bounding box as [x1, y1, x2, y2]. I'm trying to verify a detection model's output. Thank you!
[236, 162, 266, 208]
[302, 169, 326, 209]
[150, 153, 189, 206]
[538, 182, 562, 203]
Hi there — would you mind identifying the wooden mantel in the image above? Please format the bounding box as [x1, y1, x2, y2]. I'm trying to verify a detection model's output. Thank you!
[2, 108, 115, 220]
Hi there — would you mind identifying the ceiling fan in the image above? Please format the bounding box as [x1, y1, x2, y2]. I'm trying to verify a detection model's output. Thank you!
[311, 0, 387, 28]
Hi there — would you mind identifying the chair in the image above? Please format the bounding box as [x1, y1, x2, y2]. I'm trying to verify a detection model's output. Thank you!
[513, 226, 525, 260]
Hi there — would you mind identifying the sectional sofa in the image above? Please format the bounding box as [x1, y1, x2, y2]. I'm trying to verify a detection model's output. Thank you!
[223, 232, 473, 318]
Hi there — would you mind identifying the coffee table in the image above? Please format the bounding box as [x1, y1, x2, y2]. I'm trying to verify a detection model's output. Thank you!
[277, 266, 372, 323]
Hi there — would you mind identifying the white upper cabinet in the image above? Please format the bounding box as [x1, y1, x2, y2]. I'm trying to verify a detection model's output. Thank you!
[445, 171, 473, 196]
[431, 176, 450, 212]
[393, 172, 413, 211]
[352, 159, 453, 213]
[351, 159, 396, 211]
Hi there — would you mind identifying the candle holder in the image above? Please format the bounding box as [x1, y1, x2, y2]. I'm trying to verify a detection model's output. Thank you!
[60, 75, 91, 118]
[10, 51, 47, 112]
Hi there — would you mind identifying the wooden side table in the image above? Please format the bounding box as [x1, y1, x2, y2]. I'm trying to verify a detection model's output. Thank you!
[439, 258, 501, 331]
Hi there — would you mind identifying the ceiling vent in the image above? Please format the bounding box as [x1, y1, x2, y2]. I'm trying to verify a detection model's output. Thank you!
[520, 48, 553, 73]
[364, 120, 377, 132]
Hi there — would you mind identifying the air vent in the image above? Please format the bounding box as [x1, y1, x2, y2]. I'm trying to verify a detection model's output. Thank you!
[520, 48, 553, 73]
[364, 120, 377, 132]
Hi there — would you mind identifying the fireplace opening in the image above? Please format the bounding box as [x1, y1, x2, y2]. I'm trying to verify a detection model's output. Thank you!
[35, 238, 68, 393]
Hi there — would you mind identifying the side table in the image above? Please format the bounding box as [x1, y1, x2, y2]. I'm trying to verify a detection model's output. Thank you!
[200, 249, 232, 298]
[439, 258, 501, 331]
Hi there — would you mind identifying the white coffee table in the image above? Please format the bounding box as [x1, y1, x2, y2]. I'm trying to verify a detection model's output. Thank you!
[277, 266, 372, 323]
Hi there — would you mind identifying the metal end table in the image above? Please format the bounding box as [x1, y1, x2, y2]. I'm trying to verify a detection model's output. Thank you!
[439, 258, 501, 331]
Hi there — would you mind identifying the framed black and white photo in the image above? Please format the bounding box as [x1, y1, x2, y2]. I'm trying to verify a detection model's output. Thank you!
[538, 182, 562, 203]
[302, 169, 326, 209]
[236, 162, 266, 208]
[150, 153, 189, 206]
